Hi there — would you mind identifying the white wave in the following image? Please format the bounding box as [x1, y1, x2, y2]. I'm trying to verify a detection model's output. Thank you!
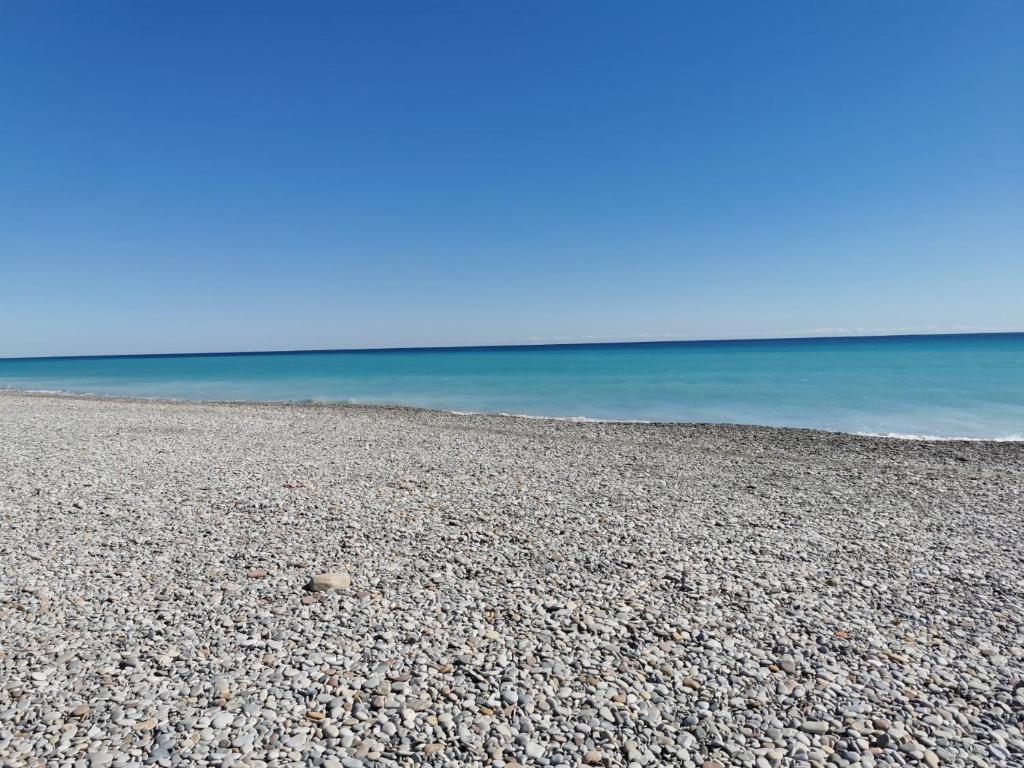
[446, 407, 652, 423]
[496, 411, 653, 424]
[855, 431, 1024, 442]
[1, 386, 104, 398]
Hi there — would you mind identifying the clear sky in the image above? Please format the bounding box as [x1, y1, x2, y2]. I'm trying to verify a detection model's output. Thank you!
[1, 1, 1022, 357]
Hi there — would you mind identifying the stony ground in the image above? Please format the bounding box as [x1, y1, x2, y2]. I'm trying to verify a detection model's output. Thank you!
[0, 392, 1022, 768]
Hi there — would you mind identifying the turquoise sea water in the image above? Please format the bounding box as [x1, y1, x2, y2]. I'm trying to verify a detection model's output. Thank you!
[1, 334, 1022, 439]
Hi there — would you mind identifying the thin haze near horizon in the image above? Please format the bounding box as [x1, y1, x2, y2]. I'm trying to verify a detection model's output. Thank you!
[1, 2, 1022, 357]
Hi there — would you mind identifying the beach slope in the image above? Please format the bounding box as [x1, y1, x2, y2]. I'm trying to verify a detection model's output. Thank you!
[0, 392, 1021, 766]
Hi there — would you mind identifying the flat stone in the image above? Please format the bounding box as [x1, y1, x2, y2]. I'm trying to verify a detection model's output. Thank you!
[306, 572, 350, 592]
[801, 721, 830, 734]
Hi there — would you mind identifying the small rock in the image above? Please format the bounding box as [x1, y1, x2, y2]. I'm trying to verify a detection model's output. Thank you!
[801, 720, 830, 734]
[306, 572, 350, 592]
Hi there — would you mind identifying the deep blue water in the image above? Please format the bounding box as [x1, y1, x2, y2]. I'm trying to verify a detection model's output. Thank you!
[1, 334, 1022, 439]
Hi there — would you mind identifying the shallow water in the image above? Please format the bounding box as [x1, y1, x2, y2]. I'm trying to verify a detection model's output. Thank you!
[2, 333, 1022, 439]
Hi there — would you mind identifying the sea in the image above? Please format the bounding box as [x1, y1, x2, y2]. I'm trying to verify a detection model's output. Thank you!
[1, 333, 1022, 440]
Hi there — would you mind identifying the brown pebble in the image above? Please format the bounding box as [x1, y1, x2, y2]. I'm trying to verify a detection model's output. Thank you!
[132, 718, 157, 731]
[306, 710, 325, 721]
[247, 569, 267, 579]
[422, 743, 445, 755]
[70, 704, 90, 718]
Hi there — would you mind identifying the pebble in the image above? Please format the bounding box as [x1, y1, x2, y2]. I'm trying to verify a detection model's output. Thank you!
[801, 721, 830, 735]
[306, 572, 351, 592]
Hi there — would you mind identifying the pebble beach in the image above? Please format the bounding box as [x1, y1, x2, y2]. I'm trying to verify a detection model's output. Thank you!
[1, 391, 1022, 768]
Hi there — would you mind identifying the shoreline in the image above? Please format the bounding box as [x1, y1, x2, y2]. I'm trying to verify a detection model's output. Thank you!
[2, 387, 1019, 445]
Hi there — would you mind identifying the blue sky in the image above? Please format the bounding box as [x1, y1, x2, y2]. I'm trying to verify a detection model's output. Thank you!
[1, 1, 1022, 356]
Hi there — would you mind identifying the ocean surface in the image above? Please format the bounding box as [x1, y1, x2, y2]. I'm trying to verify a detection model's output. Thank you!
[1, 333, 1022, 440]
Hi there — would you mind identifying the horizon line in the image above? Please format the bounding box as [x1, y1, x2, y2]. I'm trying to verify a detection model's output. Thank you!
[2, 330, 1022, 363]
